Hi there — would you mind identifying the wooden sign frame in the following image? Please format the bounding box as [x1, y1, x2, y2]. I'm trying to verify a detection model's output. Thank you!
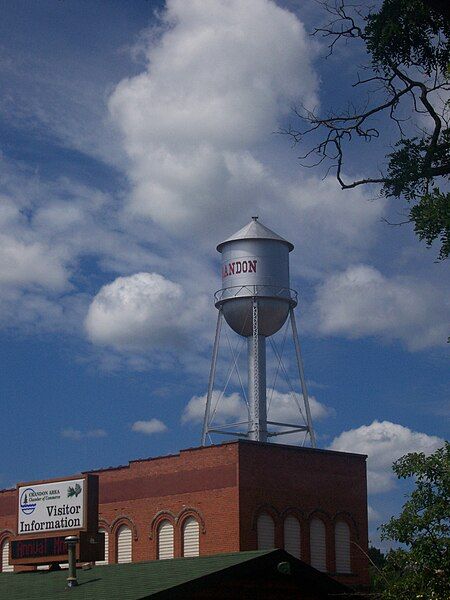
[10, 473, 100, 565]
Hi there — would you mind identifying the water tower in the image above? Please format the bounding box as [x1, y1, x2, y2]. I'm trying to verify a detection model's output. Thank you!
[201, 217, 316, 447]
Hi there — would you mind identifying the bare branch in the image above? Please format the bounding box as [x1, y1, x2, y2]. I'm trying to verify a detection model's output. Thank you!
[285, 0, 450, 259]
[381, 217, 412, 226]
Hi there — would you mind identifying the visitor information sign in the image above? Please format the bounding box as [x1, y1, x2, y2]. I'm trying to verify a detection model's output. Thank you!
[18, 478, 85, 535]
[11, 474, 100, 565]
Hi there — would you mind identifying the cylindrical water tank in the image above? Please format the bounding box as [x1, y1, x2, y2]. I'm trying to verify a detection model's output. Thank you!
[215, 218, 296, 337]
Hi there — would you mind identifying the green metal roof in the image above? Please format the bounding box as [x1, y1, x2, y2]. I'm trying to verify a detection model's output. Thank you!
[0, 550, 277, 600]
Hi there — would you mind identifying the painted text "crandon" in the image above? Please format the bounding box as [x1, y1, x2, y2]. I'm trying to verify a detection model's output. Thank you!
[222, 260, 257, 278]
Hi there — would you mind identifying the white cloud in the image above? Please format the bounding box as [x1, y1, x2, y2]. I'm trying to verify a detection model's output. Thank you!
[310, 265, 450, 350]
[0, 234, 69, 291]
[61, 428, 107, 441]
[0, 193, 71, 292]
[329, 420, 444, 494]
[0, 0, 445, 379]
[267, 388, 334, 422]
[182, 391, 246, 425]
[182, 388, 332, 442]
[281, 180, 385, 277]
[85, 272, 210, 352]
[368, 504, 381, 523]
[0, 0, 387, 348]
[112, 0, 317, 150]
[0, 38, 125, 168]
[131, 419, 168, 435]
[106, 0, 386, 287]
[0, 168, 161, 333]
[109, 0, 319, 236]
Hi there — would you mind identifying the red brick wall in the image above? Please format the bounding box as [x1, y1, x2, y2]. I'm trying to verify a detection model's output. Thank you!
[0, 441, 368, 587]
[237, 441, 369, 586]
[92, 443, 240, 561]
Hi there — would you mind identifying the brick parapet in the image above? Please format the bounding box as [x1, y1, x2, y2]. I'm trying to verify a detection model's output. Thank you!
[237, 441, 369, 586]
[0, 440, 368, 586]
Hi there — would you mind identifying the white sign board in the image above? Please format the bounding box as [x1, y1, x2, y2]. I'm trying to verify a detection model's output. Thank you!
[18, 478, 85, 535]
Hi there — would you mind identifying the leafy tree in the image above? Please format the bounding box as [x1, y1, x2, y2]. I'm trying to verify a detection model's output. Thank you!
[368, 545, 386, 570]
[377, 441, 450, 599]
[367, 546, 386, 594]
[285, 0, 450, 259]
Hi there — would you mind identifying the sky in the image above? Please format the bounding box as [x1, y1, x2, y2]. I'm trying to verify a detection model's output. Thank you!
[0, 0, 448, 549]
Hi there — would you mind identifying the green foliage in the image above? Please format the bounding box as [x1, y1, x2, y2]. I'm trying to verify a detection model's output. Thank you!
[383, 131, 450, 259]
[365, 0, 450, 75]
[384, 138, 431, 201]
[384, 129, 450, 200]
[365, 1, 450, 259]
[411, 190, 450, 260]
[368, 546, 387, 593]
[368, 545, 386, 570]
[379, 442, 450, 599]
[292, 0, 450, 259]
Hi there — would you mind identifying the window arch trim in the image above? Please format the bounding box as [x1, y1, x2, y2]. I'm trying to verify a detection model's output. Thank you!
[309, 515, 328, 573]
[181, 515, 200, 558]
[110, 516, 138, 541]
[177, 507, 206, 534]
[283, 514, 302, 559]
[256, 511, 276, 551]
[0, 532, 14, 573]
[0, 530, 14, 546]
[332, 511, 359, 539]
[281, 507, 306, 525]
[149, 511, 176, 540]
[307, 508, 332, 523]
[251, 504, 279, 531]
[334, 518, 352, 574]
[98, 519, 111, 533]
[156, 519, 175, 560]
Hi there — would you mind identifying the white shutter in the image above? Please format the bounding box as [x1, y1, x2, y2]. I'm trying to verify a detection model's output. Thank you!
[117, 525, 132, 564]
[335, 521, 351, 573]
[158, 521, 174, 560]
[310, 518, 327, 572]
[284, 516, 301, 558]
[182, 517, 199, 557]
[96, 528, 109, 565]
[1, 540, 13, 573]
[257, 513, 275, 550]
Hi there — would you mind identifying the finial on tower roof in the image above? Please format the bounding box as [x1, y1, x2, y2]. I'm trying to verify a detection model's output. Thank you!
[251, 215, 258, 221]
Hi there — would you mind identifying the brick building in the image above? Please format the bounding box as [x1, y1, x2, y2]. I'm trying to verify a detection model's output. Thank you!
[0, 440, 369, 589]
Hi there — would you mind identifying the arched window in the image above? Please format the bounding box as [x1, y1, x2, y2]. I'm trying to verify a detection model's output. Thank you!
[182, 517, 199, 557]
[310, 518, 327, 572]
[117, 525, 132, 564]
[96, 528, 109, 565]
[1, 539, 13, 573]
[157, 520, 174, 560]
[284, 515, 301, 558]
[335, 520, 351, 573]
[257, 513, 275, 550]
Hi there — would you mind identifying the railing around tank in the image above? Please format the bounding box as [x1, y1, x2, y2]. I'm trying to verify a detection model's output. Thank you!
[214, 285, 298, 307]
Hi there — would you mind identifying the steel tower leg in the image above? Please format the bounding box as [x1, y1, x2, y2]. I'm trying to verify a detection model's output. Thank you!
[201, 309, 223, 445]
[248, 300, 267, 442]
[289, 307, 316, 448]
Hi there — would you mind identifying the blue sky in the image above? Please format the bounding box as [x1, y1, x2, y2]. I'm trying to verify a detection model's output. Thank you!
[0, 0, 448, 549]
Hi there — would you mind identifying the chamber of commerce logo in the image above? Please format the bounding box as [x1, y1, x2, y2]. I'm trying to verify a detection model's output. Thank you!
[20, 488, 37, 515]
[67, 483, 82, 498]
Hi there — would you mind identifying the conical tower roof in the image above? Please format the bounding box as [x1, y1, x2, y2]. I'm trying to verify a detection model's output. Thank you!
[217, 217, 294, 252]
